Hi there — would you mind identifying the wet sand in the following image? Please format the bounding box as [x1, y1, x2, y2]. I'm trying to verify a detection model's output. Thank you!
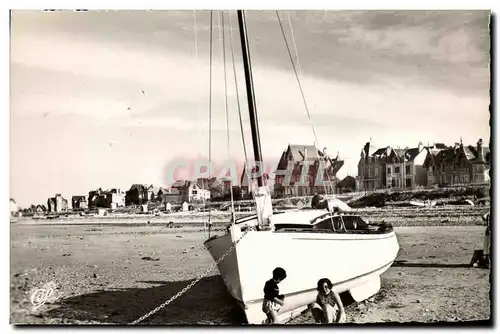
[10, 223, 490, 325]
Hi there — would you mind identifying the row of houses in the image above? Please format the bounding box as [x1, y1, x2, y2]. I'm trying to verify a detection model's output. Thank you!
[44, 181, 212, 213]
[125, 182, 210, 205]
[357, 138, 490, 191]
[39, 139, 489, 213]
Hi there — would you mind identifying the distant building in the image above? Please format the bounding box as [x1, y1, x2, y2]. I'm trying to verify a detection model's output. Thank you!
[72, 196, 88, 210]
[358, 141, 433, 190]
[89, 188, 125, 208]
[357, 142, 390, 191]
[357, 139, 490, 190]
[161, 187, 183, 204]
[274, 144, 344, 198]
[170, 180, 211, 203]
[35, 205, 46, 215]
[385, 143, 428, 189]
[125, 184, 163, 205]
[47, 194, 68, 213]
[10, 198, 18, 216]
[107, 188, 126, 208]
[337, 176, 356, 193]
[125, 184, 148, 206]
[423, 139, 490, 187]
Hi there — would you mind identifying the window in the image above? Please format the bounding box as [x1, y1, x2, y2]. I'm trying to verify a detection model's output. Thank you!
[313, 217, 334, 231]
[341, 215, 368, 230]
[392, 179, 396, 187]
[395, 166, 400, 174]
[405, 165, 410, 174]
[387, 167, 391, 175]
[406, 178, 412, 187]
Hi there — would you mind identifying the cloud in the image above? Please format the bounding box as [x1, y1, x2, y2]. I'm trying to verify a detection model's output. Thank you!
[10, 10, 491, 207]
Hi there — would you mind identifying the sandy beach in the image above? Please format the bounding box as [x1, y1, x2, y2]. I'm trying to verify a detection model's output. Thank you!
[10, 218, 490, 325]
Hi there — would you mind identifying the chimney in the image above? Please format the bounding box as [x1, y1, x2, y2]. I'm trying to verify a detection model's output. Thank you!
[418, 142, 423, 151]
[303, 146, 307, 161]
[477, 138, 483, 161]
[363, 142, 370, 157]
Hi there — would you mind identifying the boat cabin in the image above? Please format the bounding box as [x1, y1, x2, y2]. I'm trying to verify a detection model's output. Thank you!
[235, 209, 392, 234]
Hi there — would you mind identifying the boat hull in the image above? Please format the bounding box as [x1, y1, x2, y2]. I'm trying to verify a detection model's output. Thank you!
[205, 228, 399, 324]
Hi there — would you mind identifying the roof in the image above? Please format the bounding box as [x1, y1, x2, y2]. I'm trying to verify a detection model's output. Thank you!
[338, 175, 356, 188]
[129, 184, 146, 191]
[404, 147, 426, 162]
[276, 144, 344, 175]
[428, 142, 489, 166]
[361, 142, 379, 157]
[193, 179, 210, 190]
[393, 149, 405, 157]
[372, 147, 387, 157]
[72, 195, 86, 200]
[434, 143, 448, 149]
[289, 144, 322, 161]
[165, 188, 181, 195]
[171, 180, 188, 188]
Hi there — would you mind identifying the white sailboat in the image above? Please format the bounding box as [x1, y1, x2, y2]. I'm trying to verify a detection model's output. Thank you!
[204, 10, 399, 324]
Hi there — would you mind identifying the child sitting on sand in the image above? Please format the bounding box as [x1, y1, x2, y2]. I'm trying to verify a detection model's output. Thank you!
[262, 267, 287, 324]
[310, 278, 346, 324]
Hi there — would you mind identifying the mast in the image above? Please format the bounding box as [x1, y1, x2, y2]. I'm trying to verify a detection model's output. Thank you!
[235, 10, 273, 229]
[237, 10, 264, 187]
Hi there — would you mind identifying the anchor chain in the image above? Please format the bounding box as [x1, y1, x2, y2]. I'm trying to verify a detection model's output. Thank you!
[130, 228, 250, 325]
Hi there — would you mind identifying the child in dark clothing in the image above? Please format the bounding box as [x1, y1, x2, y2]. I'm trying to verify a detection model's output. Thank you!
[262, 267, 287, 324]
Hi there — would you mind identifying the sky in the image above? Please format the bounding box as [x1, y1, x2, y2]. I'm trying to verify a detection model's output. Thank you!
[10, 10, 491, 208]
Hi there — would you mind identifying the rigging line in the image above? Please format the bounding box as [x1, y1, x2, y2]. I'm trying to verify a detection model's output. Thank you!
[208, 10, 213, 232]
[221, 10, 236, 221]
[228, 11, 258, 213]
[284, 11, 334, 197]
[276, 10, 333, 197]
[286, 12, 303, 78]
[193, 9, 207, 239]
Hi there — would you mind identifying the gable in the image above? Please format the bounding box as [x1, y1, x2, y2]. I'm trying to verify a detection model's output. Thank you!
[413, 149, 427, 165]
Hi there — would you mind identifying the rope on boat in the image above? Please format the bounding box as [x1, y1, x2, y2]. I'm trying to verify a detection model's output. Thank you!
[193, 10, 209, 240]
[208, 10, 214, 237]
[129, 229, 250, 325]
[220, 10, 237, 223]
[276, 11, 336, 197]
